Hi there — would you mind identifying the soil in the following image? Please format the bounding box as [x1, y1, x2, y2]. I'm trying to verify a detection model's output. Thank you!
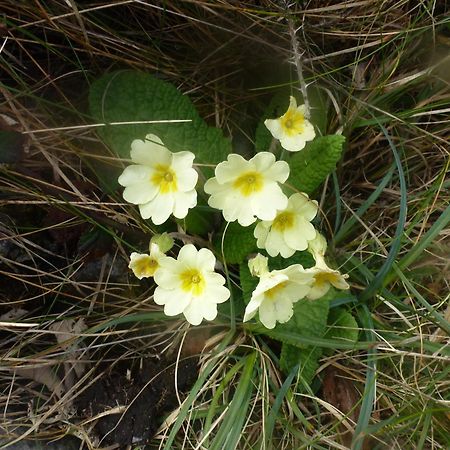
[75, 355, 199, 447]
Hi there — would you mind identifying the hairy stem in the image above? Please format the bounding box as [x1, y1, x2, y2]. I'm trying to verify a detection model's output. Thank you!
[288, 17, 310, 118]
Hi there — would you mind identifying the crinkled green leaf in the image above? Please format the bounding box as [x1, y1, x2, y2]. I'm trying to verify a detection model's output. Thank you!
[214, 222, 258, 265]
[277, 296, 330, 347]
[324, 308, 359, 350]
[269, 251, 315, 271]
[239, 262, 257, 305]
[89, 71, 231, 169]
[176, 200, 216, 236]
[248, 295, 330, 348]
[288, 134, 345, 194]
[270, 296, 329, 387]
[280, 344, 322, 388]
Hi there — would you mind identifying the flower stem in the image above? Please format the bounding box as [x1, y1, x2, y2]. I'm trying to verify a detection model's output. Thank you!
[287, 17, 311, 119]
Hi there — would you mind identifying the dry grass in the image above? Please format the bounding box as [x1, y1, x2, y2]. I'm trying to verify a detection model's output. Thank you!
[1, 1, 449, 449]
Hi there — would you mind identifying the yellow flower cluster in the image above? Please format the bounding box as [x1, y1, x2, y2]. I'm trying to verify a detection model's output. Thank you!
[119, 97, 349, 328]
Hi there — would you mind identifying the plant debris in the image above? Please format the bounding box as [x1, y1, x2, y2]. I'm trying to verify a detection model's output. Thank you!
[76, 355, 199, 447]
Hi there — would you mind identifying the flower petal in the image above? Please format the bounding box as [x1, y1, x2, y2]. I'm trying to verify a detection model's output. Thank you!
[203, 280, 230, 304]
[154, 260, 180, 288]
[173, 190, 197, 219]
[118, 164, 153, 187]
[264, 228, 285, 257]
[280, 135, 308, 152]
[283, 224, 310, 252]
[251, 152, 276, 173]
[330, 273, 350, 290]
[215, 154, 249, 184]
[164, 291, 192, 316]
[251, 184, 288, 221]
[264, 160, 290, 183]
[183, 301, 208, 325]
[254, 222, 270, 250]
[172, 151, 198, 190]
[139, 194, 174, 224]
[273, 294, 294, 324]
[196, 248, 217, 272]
[130, 135, 171, 166]
[122, 182, 158, 205]
[264, 118, 284, 140]
[154, 287, 190, 316]
[258, 299, 277, 329]
[307, 282, 331, 300]
[243, 294, 263, 322]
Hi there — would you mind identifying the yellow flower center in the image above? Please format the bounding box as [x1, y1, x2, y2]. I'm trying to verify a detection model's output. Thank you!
[314, 270, 339, 287]
[233, 171, 264, 196]
[135, 257, 159, 277]
[272, 211, 295, 232]
[265, 281, 287, 299]
[180, 269, 206, 296]
[280, 108, 305, 136]
[151, 164, 178, 193]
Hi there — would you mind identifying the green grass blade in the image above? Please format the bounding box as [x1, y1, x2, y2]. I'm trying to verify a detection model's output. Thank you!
[384, 203, 450, 286]
[162, 330, 235, 450]
[360, 124, 407, 302]
[333, 163, 395, 245]
[264, 362, 299, 448]
[209, 352, 257, 450]
[394, 267, 450, 335]
[352, 305, 377, 450]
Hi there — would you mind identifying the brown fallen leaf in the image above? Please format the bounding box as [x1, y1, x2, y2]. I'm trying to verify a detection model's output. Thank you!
[15, 366, 64, 399]
[49, 318, 88, 391]
[322, 365, 380, 449]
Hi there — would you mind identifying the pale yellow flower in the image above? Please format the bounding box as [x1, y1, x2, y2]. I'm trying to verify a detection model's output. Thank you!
[264, 96, 315, 152]
[305, 263, 350, 300]
[254, 193, 318, 258]
[153, 244, 230, 325]
[305, 232, 350, 299]
[244, 256, 313, 329]
[118, 134, 198, 225]
[129, 243, 169, 279]
[204, 152, 289, 226]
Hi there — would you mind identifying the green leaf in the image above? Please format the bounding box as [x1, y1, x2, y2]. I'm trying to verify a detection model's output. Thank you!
[280, 344, 322, 388]
[89, 71, 231, 168]
[0, 130, 25, 163]
[288, 134, 345, 194]
[276, 296, 330, 387]
[277, 296, 330, 347]
[269, 251, 316, 271]
[239, 262, 258, 305]
[324, 308, 359, 349]
[176, 199, 217, 236]
[214, 222, 258, 264]
[250, 295, 330, 349]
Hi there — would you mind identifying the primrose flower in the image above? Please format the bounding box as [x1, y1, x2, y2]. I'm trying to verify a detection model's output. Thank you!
[304, 232, 350, 300]
[264, 96, 315, 152]
[118, 134, 198, 225]
[244, 256, 313, 329]
[153, 244, 230, 325]
[306, 263, 350, 300]
[129, 243, 169, 279]
[204, 152, 289, 226]
[254, 193, 318, 258]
